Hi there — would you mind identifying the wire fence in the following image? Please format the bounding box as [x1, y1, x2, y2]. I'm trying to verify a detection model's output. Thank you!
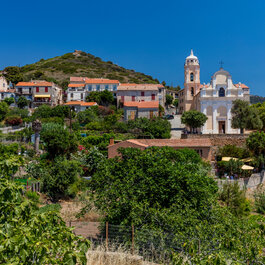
[67, 221, 262, 264]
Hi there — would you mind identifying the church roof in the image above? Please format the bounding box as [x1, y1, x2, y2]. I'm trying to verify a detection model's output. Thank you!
[213, 68, 231, 77]
[186, 49, 198, 60]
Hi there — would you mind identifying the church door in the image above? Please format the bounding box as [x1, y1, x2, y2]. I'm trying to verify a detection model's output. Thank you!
[218, 121, 226, 134]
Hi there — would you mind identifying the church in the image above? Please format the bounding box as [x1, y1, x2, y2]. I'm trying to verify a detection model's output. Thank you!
[178, 50, 250, 134]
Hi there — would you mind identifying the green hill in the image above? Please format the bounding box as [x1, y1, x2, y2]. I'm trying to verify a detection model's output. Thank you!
[250, 95, 265, 104]
[3, 50, 159, 89]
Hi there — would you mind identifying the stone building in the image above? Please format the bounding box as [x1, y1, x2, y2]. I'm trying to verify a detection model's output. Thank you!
[178, 50, 250, 134]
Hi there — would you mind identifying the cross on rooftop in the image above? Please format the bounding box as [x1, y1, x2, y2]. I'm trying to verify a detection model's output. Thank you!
[219, 60, 224, 69]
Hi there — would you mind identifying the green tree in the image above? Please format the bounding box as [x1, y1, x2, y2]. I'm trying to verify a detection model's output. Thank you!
[219, 182, 250, 216]
[231, 99, 262, 133]
[181, 110, 208, 132]
[165, 94, 173, 107]
[7, 107, 29, 119]
[246, 131, 265, 157]
[100, 90, 114, 106]
[0, 101, 9, 121]
[4, 97, 15, 106]
[40, 123, 78, 159]
[17, 96, 29, 109]
[86, 91, 101, 104]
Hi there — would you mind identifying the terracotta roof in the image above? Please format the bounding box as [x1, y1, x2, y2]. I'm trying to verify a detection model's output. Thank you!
[123, 101, 159, 109]
[65, 101, 97, 106]
[68, 84, 85, 88]
[118, 84, 162, 91]
[119, 83, 137, 86]
[85, 78, 119, 84]
[126, 138, 212, 148]
[199, 84, 209, 88]
[16, 81, 52, 87]
[234, 83, 249, 89]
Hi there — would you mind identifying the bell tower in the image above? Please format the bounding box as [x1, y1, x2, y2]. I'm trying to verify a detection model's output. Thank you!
[183, 49, 200, 111]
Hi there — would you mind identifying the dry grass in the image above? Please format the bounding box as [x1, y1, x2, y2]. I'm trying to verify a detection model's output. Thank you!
[60, 200, 100, 222]
[86, 244, 160, 265]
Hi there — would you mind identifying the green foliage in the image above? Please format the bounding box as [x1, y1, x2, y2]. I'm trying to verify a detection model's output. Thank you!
[217, 144, 250, 160]
[17, 96, 29, 109]
[127, 117, 171, 138]
[86, 90, 114, 106]
[173, 98, 179, 108]
[89, 147, 216, 225]
[219, 182, 250, 216]
[81, 133, 114, 152]
[37, 203, 62, 214]
[0, 177, 89, 264]
[0, 101, 9, 121]
[77, 107, 99, 124]
[40, 123, 78, 159]
[165, 94, 173, 106]
[4, 97, 15, 105]
[231, 99, 262, 133]
[7, 107, 29, 119]
[40, 157, 82, 200]
[181, 110, 208, 132]
[254, 185, 265, 214]
[246, 131, 265, 156]
[217, 159, 243, 176]
[3, 66, 23, 83]
[159, 104, 165, 116]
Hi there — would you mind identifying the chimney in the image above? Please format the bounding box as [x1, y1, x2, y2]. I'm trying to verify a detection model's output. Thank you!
[109, 138, 114, 146]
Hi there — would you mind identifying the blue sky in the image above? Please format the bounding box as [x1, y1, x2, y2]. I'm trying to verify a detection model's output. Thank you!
[1, 0, 265, 95]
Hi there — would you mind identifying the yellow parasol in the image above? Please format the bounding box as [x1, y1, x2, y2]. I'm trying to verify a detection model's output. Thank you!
[222, 157, 238, 161]
[241, 165, 254, 170]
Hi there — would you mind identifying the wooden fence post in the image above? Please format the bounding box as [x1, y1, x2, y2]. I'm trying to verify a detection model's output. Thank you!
[132, 224, 134, 255]
[106, 221, 109, 251]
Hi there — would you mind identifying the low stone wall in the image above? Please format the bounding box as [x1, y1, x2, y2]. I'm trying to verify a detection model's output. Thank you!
[181, 134, 247, 148]
[216, 171, 265, 194]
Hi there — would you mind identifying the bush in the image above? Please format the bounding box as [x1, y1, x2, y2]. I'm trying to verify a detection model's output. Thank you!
[217, 145, 250, 160]
[254, 185, 265, 214]
[219, 182, 251, 216]
[5, 115, 23, 126]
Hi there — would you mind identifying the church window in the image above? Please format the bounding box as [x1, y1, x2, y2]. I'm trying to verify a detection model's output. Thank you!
[191, 87, 194, 96]
[190, 73, 194, 82]
[219, 87, 225, 97]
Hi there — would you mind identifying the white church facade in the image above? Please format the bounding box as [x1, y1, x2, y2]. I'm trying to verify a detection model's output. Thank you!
[178, 50, 250, 134]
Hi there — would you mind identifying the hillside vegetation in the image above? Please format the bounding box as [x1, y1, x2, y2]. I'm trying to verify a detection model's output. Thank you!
[3, 51, 159, 89]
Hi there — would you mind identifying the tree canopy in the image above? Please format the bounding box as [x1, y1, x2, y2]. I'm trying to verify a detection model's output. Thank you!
[181, 110, 207, 132]
[17, 96, 29, 109]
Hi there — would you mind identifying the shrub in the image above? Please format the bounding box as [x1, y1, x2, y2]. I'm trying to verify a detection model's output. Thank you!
[254, 185, 265, 214]
[5, 115, 23, 126]
[219, 182, 251, 216]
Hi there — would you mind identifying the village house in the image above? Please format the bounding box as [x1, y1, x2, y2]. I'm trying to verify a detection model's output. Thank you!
[67, 77, 120, 102]
[15, 81, 63, 108]
[0, 76, 15, 102]
[108, 138, 212, 161]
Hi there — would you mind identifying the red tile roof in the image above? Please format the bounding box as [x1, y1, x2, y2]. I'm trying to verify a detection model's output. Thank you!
[65, 101, 97, 106]
[123, 101, 159, 109]
[16, 81, 52, 87]
[118, 84, 163, 91]
[234, 83, 249, 89]
[0, 89, 15, 93]
[126, 138, 212, 147]
[68, 84, 85, 88]
[85, 78, 119, 84]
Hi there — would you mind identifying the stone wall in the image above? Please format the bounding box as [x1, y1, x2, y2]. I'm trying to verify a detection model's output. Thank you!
[217, 171, 265, 195]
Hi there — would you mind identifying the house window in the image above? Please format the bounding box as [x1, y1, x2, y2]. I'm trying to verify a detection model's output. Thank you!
[113, 85, 117, 91]
[71, 93, 73, 98]
[96, 85, 100, 91]
[159, 88, 161, 93]
[151, 94, 155, 100]
[88, 85, 92, 91]
[36, 87, 39, 93]
[190, 73, 194, 82]
[105, 85, 109, 90]
[81, 93, 83, 100]
[45, 87, 48, 93]
[132, 96, 135, 101]
[3, 83, 5, 87]
[121, 96, 124, 102]
[191, 87, 194, 96]
[141, 92, 145, 97]
[219, 87, 225, 97]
